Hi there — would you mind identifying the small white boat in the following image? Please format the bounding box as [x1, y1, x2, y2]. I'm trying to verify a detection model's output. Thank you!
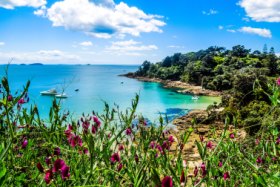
[192, 96, 199, 100]
[40, 89, 57, 96]
[55, 94, 68, 98]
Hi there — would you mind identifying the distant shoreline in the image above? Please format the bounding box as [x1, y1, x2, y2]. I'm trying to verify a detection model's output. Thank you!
[121, 73, 222, 97]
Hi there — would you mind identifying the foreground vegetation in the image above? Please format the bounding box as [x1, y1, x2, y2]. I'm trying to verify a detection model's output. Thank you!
[0, 73, 280, 186]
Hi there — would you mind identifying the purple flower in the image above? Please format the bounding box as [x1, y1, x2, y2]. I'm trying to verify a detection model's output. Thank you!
[44, 169, 53, 184]
[276, 137, 280, 144]
[69, 135, 83, 147]
[7, 95, 13, 101]
[206, 141, 213, 149]
[150, 141, 156, 149]
[54, 147, 61, 156]
[223, 172, 230, 180]
[218, 161, 223, 167]
[93, 116, 101, 127]
[276, 77, 280, 86]
[91, 126, 97, 134]
[200, 163, 207, 177]
[22, 139, 28, 149]
[229, 133, 235, 139]
[53, 159, 66, 173]
[118, 144, 124, 151]
[125, 127, 132, 136]
[256, 157, 263, 164]
[83, 148, 89, 155]
[194, 166, 198, 177]
[36, 162, 44, 173]
[180, 170, 185, 184]
[161, 176, 173, 187]
[60, 165, 70, 180]
[110, 153, 121, 164]
[117, 163, 123, 171]
[168, 135, 175, 143]
[18, 98, 25, 105]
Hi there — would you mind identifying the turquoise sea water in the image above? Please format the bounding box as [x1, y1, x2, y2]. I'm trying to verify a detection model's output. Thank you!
[0, 65, 220, 122]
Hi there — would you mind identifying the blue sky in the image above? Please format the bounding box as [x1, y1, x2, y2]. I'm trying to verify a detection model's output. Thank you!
[0, 0, 279, 64]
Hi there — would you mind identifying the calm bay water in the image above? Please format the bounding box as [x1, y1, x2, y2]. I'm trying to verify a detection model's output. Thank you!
[1, 65, 220, 122]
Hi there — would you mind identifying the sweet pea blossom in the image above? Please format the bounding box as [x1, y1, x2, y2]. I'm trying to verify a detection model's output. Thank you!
[229, 133, 235, 139]
[44, 169, 53, 184]
[7, 95, 13, 101]
[125, 127, 132, 135]
[256, 157, 263, 164]
[194, 166, 198, 177]
[36, 162, 44, 173]
[22, 139, 28, 149]
[218, 161, 223, 167]
[60, 165, 70, 180]
[110, 153, 121, 164]
[161, 176, 173, 187]
[276, 77, 280, 86]
[206, 141, 213, 149]
[168, 135, 175, 143]
[223, 172, 230, 180]
[201, 163, 207, 177]
[117, 163, 123, 171]
[53, 159, 66, 173]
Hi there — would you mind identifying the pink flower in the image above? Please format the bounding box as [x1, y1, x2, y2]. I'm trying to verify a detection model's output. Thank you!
[180, 170, 185, 183]
[60, 165, 70, 180]
[93, 116, 101, 127]
[22, 139, 28, 149]
[150, 141, 156, 149]
[206, 141, 213, 149]
[44, 169, 53, 184]
[36, 162, 44, 173]
[168, 135, 175, 143]
[125, 127, 132, 135]
[229, 133, 235, 139]
[118, 144, 124, 151]
[69, 135, 83, 147]
[256, 157, 263, 164]
[276, 137, 280, 144]
[161, 176, 173, 187]
[53, 159, 66, 173]
[223, 172, 230, 180]
[91, 126, 96, 134]
[200, 163, 207, 177]
[117, 163, 123, 171]
[218, 161, 223, 167]
[276, 77, 280, 86]
[83, 148, 89, 155]
[7, 95, 13, 101]
[194, 166, 198, 177]
[18, 98, 25, 105]
[110, 153, 121, 164]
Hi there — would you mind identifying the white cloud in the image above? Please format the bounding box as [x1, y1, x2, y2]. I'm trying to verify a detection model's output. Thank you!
[36, 0, 165, 39]
[239, 27, 272, 38]
[79, 41, 93, 47]
[202, 9, 218, 15]
[0, 50, 80, 64]
[0, 42, 5, 46]
[168, 45, 185, 49]
[239, 0, 280, 22]
[218, 25, 224, 30]
[106, 39, 158, 56]
[0, 0, 46, 9]
[227, 29, 236, 33]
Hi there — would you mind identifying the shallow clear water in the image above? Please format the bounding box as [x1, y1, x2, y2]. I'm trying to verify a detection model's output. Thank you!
[0, 65, 220, 122]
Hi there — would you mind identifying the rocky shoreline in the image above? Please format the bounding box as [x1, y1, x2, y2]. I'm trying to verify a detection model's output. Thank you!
[121, 74, 221, 97]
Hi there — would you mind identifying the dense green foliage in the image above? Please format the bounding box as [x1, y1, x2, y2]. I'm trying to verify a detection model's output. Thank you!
[136, 45, 279, 91]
